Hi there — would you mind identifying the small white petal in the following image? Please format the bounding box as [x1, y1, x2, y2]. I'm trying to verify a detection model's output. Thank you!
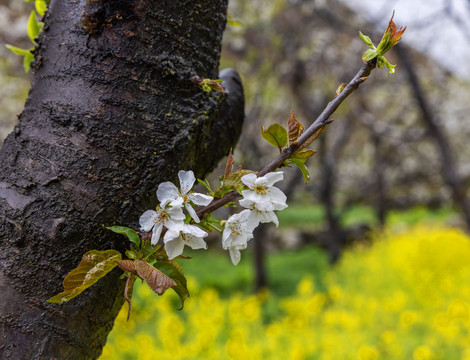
[238, 209, 252, 222]
[191, 193, 213, 206]
[167, 206, 186, 221]
[229, 248, 241, 266]
[165, 219, 184, 232]
[246, 211, 260, 230]
[169, 197, 184, 208]
[178, 170, 196, 195]
[264, 171, 284, 187]
[239, 197, 255, 209]
[222, 228, 231, 247]
[247, 210, 262, 228]
[254, 176, 268, 187]
[241, 190, 263, 203]
[185, 203, 200, 223]
[183, 224, 208, 238]
[164, 237, 185, 259]
[139, 210, 159, 232]
[269, 186, 287, 204]
[157, 182, 179, 203]
[151, 221, 164, 245]
[185, 234, 207, 250]
[241, 173, 257, 188]
[253, 198, 276, 212]
[263, 211, 279, 227]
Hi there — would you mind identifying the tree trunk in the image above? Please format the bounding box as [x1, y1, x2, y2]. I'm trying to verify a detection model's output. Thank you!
[395, 44, 470, 231]
[0, 1, 244, 359]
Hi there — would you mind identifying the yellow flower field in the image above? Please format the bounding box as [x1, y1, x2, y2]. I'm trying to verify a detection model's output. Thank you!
[101, 225, 470, 359]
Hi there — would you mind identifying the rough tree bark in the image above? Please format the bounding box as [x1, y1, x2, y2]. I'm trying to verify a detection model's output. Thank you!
[0, 1, 244, 359]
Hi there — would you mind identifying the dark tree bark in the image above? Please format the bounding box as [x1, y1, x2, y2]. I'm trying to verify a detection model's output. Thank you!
[395, 44, 470, 231]
[0, 1, 244, 359]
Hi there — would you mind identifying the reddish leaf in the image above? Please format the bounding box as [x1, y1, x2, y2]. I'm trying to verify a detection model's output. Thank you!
[116, 259, 136, 273]
[298, 123, 329, 151]
[224, 149, 235, 180]
[134, 259, 176, 296]
[287, 112, 304, 144]
[124, 274, 136, 321]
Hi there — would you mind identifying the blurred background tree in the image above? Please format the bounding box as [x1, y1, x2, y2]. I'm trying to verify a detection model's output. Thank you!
[3, 0, 470, 277]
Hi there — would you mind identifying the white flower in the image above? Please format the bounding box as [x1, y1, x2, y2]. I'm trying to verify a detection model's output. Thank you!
[157, 170, 213, 223]
[238, 171, 287, 227]
[163, 223, 208, 259]
[248, 208, 281, 228]
[139, 205, 185, 246]
[228, 243, 247, 267]
[222, 209, 256, 265]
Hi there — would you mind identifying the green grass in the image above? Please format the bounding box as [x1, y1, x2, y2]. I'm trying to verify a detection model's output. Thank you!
[180, 244, 329, 298]
[277, 203, 459, 229]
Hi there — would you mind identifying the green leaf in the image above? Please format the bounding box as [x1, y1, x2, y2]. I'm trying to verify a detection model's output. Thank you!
[154, 261, 189, 309]
[27, 11, 40, 43]
[5, 44, 31, 56]
[377, 56, 385, 70]
[381, 57, 396, 74]
[214, 169, 255, 198]
[35, 0, 48, 16]
[47, 250, 122, 303]
[261, 124, 288, 150]
[359, 31, 374, 48]
[23, 51, 34, 73]
[106, 226, 141, 247]
[293, 149, 318, 162]
[224, 170, 255, 187]
[290, 158, 310, 183]
[227, 19, 242, 27]
[197, 178, 213, 195]
[362, 48, 378, 62]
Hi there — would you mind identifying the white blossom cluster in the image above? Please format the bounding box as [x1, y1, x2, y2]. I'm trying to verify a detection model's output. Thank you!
[139, 170, 287, 265]
[139, 170, 213, 259]
[222, 171, 287, 265]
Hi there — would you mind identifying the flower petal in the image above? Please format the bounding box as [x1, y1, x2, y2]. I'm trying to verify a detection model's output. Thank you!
[222, 229, 231, 248]
[157, 182, 179, 203]
[264, 171, 284, 187]
[240, 190, 263, 204]
[185, 203, 200, 223]
[164, 237, 185, 259]
[241, 173, 257, 188]
[191, 193, 213, 206]
[169, 197, 184, 208]
[165, 219, 184, 232]
[178, 170, 196, 195]
[183, 224, 208, 238]
[151, 221, 164, 245]
[255, 210, 279, 227]
[239, 197, 255, 210]
[139, 210, 158, 232]
[167, 206, 186, 221]
[268, 186, 287, 204]
[185, 234, 207, 250]
[229, 248, 241, 266]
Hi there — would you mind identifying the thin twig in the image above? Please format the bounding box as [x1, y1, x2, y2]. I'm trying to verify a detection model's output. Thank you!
[196, 59, 377, 219]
